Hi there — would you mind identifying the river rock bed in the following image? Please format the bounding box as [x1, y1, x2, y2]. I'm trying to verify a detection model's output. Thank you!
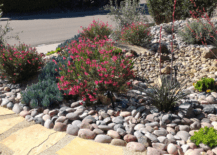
[1, 17, 217, 154]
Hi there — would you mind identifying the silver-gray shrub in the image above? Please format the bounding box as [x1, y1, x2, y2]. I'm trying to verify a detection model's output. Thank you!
[99, 0, 151, 41]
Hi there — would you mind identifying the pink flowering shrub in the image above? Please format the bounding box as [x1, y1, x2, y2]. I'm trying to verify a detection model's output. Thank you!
[55, 36, 135, 106]
[0, 43, 46, 84]
[119, 21, 153, 47]
[79, 18, 113, 43]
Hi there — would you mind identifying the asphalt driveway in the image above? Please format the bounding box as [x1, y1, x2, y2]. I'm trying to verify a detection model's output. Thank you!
[0, 0, 154, 48]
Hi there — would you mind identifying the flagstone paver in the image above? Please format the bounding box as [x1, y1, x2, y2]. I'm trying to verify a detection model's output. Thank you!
[0, 124, 66, 155]
[0, 117, 24, 134]
[56, 137, 123, 155]
[0, 107, 15, 115]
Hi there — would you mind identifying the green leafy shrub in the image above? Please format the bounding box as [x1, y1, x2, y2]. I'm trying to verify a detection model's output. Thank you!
[0, 44, 45, 84]
[146, 0, 217, 25]
[20, 79, 64, 108]
[110, 46, 123, 55]
[164, 24, 179, 34]
[144, 75, 188, 112]
[190, 127, 217, 148]
[45, 47, 61, 56]
[177, 20, 217, 45]
[193, 77, 215, 92]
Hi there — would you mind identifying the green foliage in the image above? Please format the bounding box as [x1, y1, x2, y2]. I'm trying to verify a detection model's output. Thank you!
[144, 75, 188, 112]
[20, 79, 64, 108]
[38, 53, 80, 100]
[100, 0, 150, 41]
[146, 0, 217, 25]
[190, 127, 217, 148]
[110, 46, 123, 55]
[194, 77, 215, 92]
[177, 20, 217, 45]
[164, 24, 179, 34]
[45, 47, 61, 56]
[38, 54, 74, 82]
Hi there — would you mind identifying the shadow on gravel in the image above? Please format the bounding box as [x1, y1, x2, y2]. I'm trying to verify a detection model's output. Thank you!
[1, 4, 149, 20]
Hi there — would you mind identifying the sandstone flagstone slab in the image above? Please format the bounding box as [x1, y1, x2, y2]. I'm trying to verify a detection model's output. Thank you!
[56, 137, 123, 155]
[0, 124, 66, 155]
[28, 131, 66, 155]
[0, 107, 15, 115]
[0, 116, 24, 134]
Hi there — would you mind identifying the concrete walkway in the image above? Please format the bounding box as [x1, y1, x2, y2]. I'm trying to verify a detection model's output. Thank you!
[0, 107, 146, 155]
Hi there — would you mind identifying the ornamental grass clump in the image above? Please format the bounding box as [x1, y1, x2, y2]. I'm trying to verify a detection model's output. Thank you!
[177, 20, 217, 45]
[190, 127, 217, 148]
[56, 35, 135, 106]
[119, 21, 153, 46]
[143, 75, 188, 112]
[79, 19, 113, 43]
[0, 43, 45, 84]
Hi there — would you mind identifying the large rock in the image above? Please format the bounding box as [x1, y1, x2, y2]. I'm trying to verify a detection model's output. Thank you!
[111, 139, 127, 146]
[66, 124, 79, 136]
[201, 46, 217, 59]
[94, 135, 112, 143]
[126, 142, 146, 152]
[147, 147, 161, 155]
[53, 122, 67, 131]
[78, 129, 96, 139]
[124, 134, 137, 143]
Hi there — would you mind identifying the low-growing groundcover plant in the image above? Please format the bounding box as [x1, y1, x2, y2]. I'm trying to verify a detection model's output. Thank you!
[20, 79, 64, 108]
[20, 49, 79, 109]
[0, 43, 46, 84]
[190, 127, 217, 148]
[45, 47, 62, 56]
[56, 36, 136, 106]
[193, 77, 216, 92]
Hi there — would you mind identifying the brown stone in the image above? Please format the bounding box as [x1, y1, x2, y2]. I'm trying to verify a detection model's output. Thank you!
[124, 134, 137, 143]
[53, 122, 67, 131]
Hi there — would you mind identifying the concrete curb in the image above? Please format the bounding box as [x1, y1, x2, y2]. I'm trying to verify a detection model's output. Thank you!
[0, 18, 11, 21]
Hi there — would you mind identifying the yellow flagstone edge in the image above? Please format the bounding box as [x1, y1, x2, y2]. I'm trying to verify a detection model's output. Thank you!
[0, 107, 15, 115]
[56, 137, 123, 155]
